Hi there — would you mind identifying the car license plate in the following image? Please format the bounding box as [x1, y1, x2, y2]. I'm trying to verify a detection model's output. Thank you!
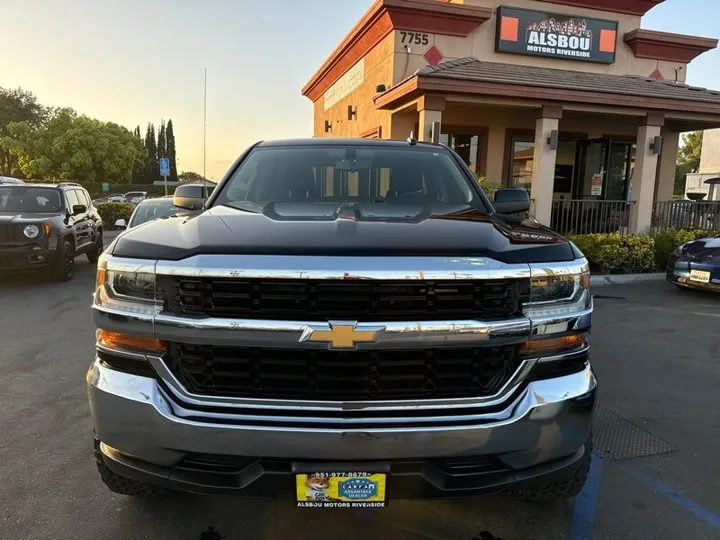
[690, 270, 711, 283]
[295, 472, 387, 508]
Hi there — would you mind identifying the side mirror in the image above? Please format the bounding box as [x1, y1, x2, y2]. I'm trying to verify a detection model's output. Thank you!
[493, 189, 530, 214]
[72, 204, 87, 215]
[173, 194, 205, 211]
[114, 218, 127, 229]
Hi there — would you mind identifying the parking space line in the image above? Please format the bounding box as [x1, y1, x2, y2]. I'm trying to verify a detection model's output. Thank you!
[616, 462, 720, 531]
[569, 453, 603, 540]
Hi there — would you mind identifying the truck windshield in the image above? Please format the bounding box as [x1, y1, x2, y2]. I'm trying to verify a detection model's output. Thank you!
[0, 186, 63, 213]
[214, 144, 485, 213]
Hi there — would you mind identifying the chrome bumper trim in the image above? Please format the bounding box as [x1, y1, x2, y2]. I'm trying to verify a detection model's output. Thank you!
[153, 254, 532, 280]
[96, 344, 588, 412]
[87, 360, 597, 463]
[93, 306, 592, 350]
[529, 299, 593, 337]
[151, 314, 531, 349]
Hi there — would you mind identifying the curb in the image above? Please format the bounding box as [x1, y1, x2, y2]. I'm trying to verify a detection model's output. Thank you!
[591, 273, 666, 287]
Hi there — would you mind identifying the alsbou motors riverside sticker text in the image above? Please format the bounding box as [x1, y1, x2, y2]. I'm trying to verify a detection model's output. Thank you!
[496, 6, 618, 64]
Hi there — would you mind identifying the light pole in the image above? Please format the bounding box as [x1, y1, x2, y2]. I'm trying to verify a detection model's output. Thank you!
[203, 68, 207, 180]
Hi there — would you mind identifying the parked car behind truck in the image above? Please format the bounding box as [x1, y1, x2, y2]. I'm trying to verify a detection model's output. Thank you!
[114, 197, 185, 230]
[88, 138, 595, 506]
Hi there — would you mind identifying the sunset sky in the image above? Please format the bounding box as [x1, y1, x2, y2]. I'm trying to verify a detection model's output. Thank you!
[1, 0, 718, 180]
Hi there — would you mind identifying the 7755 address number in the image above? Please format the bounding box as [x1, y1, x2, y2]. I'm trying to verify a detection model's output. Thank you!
[399, 31, 430, 46]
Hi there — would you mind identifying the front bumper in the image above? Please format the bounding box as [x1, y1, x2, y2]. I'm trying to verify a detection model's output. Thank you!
[0, 243, 55, 270]
[666, 257, 720, 292]
[88, 359, 596, 498]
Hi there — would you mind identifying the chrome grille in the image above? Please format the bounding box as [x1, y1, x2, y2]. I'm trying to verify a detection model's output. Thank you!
[159, 277, 530, 322]
[167, 343, 520, 401]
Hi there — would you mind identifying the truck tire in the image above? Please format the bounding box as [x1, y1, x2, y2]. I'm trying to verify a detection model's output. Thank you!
[52, 240, 75, 282]
[94, 440, 170, 498]
[511, 436, 593, 502]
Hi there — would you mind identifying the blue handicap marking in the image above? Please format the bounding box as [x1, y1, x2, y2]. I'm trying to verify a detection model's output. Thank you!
[159, 157, 170, 177]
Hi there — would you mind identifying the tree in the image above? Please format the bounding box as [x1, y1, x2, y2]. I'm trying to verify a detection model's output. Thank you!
[677, 131, 703, 173]
[157, 119, 167, 161]
[178, 171, 207, 183]
[0, 87, 51, 176]
[166, 119, 178, 182]
[0, 108, 146, 183]
[143, 123, 158, 183]
[131, 125, 146, 184]
[675, 131, 704, 197]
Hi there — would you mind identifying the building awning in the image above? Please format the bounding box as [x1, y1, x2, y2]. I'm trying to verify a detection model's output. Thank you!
[375, 57, 720, 116]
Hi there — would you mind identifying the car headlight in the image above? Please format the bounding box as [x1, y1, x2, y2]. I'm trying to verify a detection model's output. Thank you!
[23, 224, 40, 239]
[525, 260, 591, 317]
[674, 242, 692, 255]
[94, 254, 161, 316]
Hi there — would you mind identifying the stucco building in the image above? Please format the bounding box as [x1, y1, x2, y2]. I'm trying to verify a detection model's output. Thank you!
[686, 129, 720, 201]
[302, 0, 720, 234]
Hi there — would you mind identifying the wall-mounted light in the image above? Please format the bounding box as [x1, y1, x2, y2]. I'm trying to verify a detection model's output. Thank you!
[650, 135, 663, 155]
[376, 84, 387, 93]
[324, 120, 332, 133]
[547, 130, 559, 150]
[347, 105, 357, 121]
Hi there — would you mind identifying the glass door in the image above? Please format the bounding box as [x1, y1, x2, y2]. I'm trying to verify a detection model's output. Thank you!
[439, 132, 483, 175]
[575, 138, 611, 199]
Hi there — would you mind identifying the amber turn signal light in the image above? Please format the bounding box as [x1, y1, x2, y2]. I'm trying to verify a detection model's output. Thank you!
[521, 333, 587, 355]
[96, 268, 107, 288]
[42, 222, 52, 236]
[96, 329, 166, 353]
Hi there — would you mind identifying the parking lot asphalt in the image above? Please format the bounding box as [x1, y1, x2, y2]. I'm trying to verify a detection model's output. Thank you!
[0, 260, 718, 540]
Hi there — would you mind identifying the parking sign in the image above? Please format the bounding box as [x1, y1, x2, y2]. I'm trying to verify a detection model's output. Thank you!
[159, 157, 170, 177]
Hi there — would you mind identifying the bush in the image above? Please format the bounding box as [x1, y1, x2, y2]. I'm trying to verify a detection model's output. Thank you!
[476, 173, 500, 200]
[96, 202, 134, 230]
[568, 233, 656, 275]
[651, 229, 718, 270]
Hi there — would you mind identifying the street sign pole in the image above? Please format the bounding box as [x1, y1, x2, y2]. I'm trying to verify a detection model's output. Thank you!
[159, 157, 171, 196]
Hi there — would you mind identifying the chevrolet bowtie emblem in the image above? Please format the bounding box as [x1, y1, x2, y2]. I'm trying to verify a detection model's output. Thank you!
[300, 322, 385, 350]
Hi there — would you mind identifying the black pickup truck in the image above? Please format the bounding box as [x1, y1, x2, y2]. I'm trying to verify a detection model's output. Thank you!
[89, 138, 595, 506]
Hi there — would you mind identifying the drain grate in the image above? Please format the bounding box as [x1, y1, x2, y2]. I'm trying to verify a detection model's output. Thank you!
[592, 406, 675, 460]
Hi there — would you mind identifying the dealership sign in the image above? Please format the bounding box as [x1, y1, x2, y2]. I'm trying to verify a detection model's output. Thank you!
[496, 6, 618, 64]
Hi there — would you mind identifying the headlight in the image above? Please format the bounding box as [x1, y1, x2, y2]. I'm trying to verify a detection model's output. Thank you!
[525, 260, 591, 317]
[23, 224, 40, 238]
[106, 269, 155, 300]
[94, 255, 161, 316]
[674, 242, 692, 255]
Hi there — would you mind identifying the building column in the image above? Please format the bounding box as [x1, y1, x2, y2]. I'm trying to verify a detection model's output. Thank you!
[485, 125, 505, 184]
[629, 113, 664, 234]
[655, 129, 680, 202]
[530, 105, 562, 226]
[417, 95, 445, 142]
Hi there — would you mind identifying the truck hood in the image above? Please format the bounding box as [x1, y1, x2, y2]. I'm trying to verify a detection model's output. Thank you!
[110, 203, 577, 264]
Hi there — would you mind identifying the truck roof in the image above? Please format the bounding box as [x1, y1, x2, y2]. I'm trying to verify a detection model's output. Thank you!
[256, 138, 444, 149]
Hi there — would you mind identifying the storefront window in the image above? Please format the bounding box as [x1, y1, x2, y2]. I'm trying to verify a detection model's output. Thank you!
[439, 133, 482, 174]
[554, 140, 577, 197]
[606, 143, 635, 200]
[509, 136, 534, 191]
